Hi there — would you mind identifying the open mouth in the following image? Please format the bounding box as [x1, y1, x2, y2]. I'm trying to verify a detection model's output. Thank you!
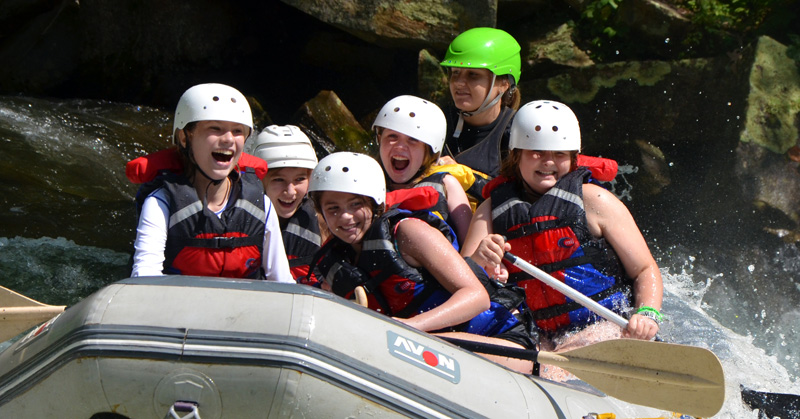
[391, 156, 410, 171]
[212, 150, 234, 163]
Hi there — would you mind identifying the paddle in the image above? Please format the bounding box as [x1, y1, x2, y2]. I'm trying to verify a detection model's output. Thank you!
[440, 336, 725, 417]
[0, 285, 66, 341]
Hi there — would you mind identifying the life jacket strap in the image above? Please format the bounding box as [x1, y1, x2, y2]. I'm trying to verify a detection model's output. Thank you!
[183, 235, 261, 249]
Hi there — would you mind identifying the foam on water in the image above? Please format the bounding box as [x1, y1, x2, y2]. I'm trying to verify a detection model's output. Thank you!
[661, 267, 800, 418]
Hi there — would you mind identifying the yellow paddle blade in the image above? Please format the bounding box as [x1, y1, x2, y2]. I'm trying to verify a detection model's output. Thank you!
[538, 338, 725, 417]
[0, 286, 65, 341]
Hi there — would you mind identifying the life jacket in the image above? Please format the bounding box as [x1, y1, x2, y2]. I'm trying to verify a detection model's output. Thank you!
[312, 206, 456, 318]
[284, 199, 323, 286]
[576, 155, 618, 183]
[312, 187, 523, 336]
[489, 167, 632, 332]
[139, 169, 266, 279]
[409, 171, 453, 223]
[423, 163, 489, 212]
[126, 148, 268, 184]
[443, 106, 514, 178]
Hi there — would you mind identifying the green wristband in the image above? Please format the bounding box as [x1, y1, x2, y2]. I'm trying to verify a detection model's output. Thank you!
[636, 306, 663, 323]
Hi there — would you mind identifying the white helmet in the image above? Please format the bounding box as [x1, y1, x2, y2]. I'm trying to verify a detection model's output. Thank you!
[309, 152, 386, 206]
[245, 125, 318, 170]
[509, 100, 581, 151]
[172, 83, 254, 141]
[372, 95, 446, 155]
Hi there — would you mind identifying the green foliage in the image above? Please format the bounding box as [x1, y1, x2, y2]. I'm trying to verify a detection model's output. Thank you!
[679, 0, 794, 52]
[578, 0, 626, 58]
[576, 0, 798, 61]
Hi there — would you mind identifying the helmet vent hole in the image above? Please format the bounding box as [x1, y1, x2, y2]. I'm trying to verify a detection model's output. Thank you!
[409, 112, 416, 118]
[534, 125, 542, 132]
[552, 126, 559, 132]
[342, 167, 350, 173]
[324, 166, 332, 172]
[393, 107, 400, 113]
[212, 96, 220, 102]
[231, 98, 237, 103]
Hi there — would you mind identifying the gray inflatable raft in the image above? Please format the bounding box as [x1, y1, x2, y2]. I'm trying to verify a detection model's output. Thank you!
[0, 276, 675, 418]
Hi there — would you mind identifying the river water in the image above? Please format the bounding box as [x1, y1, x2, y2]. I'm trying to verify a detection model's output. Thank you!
[1, 95, 799, 418]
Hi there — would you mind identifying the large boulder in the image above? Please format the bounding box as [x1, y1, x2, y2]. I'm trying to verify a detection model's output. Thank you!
[737, 37, 800, 225]
[279, 0, 497, 49]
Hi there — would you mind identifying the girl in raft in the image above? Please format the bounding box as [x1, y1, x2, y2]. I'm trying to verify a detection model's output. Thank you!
[434, 27, 618, 207]
[245, 125, 326, 285]
[373, 95, 472, 245]
[307, 152, 492, 332]
[462, 100, 663, 378]
[131, 83, 291, 282]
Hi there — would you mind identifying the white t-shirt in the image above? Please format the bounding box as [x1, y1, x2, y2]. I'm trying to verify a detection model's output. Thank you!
[132, 187, 292, 282]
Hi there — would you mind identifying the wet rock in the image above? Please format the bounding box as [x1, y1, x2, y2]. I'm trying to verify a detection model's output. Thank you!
[616, 0, 692, 41]
[280, 0, 497, 49]
[526, 24, 594, 71]
[292, 90, 374, 156]
[417, 49, 450, 109]
[634, 139, 671, 195]
[734, 36, 800, 225]
[740, 36, 800, 154]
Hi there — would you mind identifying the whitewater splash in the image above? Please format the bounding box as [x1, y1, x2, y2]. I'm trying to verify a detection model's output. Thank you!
[660, 264, 800, 417]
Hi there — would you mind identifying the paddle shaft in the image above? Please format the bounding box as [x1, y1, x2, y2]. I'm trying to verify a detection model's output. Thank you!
[503, 252, 629, 329]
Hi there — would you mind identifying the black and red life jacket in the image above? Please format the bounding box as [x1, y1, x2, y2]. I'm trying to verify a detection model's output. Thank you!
[488, 167, 632, 332]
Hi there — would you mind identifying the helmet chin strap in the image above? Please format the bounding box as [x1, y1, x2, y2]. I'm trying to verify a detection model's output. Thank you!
[453, 73, 505, 138]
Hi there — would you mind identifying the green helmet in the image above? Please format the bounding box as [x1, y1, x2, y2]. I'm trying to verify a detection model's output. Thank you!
[440, 27, 521, 84]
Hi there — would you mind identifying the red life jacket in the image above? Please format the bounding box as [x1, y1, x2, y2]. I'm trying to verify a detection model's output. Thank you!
[126, 148, 268, 184]
[488, 168, 631, 332]
[150, 170, 266, 279]
[412, 172, 455, 225]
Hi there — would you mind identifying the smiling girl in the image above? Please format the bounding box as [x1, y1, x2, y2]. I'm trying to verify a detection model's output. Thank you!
[437, 27, 521, 195]
[462, 100, 663, 376]
[131, 83, 291, 282]
[373, 95, 472, 245]
[245, 125, 325, 283]
[308, 152, 490, 333]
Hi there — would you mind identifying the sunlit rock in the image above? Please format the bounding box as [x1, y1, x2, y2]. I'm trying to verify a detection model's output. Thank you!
[292, 90, 373, 156]
[526, 24, 594, 71]
[741, 36, 800, 154]
[733, 36, 800, 225]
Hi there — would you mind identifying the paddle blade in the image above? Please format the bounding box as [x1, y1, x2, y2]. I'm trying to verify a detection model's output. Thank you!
[0, 286, 66, 341]
[538, 339, 725, 417]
